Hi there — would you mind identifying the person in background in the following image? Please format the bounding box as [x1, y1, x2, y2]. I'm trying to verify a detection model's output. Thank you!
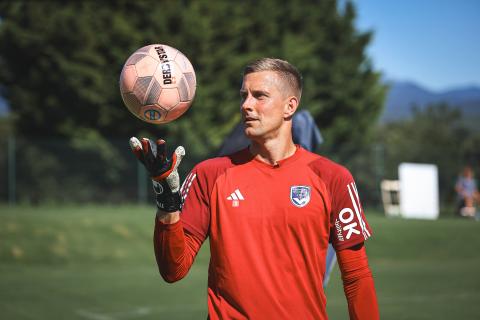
[455, 165, 479, 218]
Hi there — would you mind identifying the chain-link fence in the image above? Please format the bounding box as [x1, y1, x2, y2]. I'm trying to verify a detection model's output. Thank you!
[0, 136, 377, 205]
[0, 136, 147, 204]
[1, 135, 461, 214]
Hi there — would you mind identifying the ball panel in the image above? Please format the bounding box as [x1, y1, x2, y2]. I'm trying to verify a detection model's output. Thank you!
[121, 92, 142, 115]
[174, 51, 195, 74]
[135, 45, 153, 55]
[184, 72, 196, 98]
[164, 101, 191, 123]
[119, 65, 137, 93]
[133, 76, 153, 104]
[164, 45, 179, 57]
[145, 78, 162, 105]
[178, 77, 190, 102]
[134, 55, 159, 77]
[157, 88, 180, 110]
[143, 45, 160, 62]
[126, 53, 146, 66]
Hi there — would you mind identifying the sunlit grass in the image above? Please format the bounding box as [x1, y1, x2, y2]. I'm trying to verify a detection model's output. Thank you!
[1, 205, 479, 319]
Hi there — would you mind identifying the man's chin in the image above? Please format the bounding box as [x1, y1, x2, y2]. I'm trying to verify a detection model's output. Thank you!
[244, 128, 258, 139]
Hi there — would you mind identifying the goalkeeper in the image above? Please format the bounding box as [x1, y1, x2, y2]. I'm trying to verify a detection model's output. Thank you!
[130, 58, 379, 319]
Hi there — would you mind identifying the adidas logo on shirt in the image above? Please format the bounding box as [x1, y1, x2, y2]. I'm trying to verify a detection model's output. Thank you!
[227, 189, 244, 207]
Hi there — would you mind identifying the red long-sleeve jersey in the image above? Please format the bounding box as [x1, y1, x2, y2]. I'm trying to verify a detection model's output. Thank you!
[154, 146, 378, 319]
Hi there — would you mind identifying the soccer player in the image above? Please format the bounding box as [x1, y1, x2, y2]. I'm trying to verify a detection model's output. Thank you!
[130, 58, 379, 319]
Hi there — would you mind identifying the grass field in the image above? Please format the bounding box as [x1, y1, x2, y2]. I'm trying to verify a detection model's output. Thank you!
[1, 205, 479, 319]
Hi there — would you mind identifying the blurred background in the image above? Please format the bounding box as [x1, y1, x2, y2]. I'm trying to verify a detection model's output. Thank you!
[1, 0, 479, 319]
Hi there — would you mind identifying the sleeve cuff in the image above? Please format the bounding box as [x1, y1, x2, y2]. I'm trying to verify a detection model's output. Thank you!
[155, 217, 183, 231]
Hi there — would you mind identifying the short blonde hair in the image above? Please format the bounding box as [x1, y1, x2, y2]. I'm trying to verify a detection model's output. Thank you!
[243, 58, 303, 99]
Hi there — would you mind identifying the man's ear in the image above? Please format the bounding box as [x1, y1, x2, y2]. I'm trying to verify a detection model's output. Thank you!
[284, 95, 299, 119]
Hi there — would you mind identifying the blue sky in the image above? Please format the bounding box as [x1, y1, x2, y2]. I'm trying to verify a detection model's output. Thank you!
[352, 0, 480, 91]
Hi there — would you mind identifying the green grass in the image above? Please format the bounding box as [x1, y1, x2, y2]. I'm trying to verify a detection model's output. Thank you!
[326, 215, 480, 319]
[1, 205, 479, 319]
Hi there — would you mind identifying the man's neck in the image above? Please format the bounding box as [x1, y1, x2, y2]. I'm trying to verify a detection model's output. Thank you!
[249, 136, 297, 166]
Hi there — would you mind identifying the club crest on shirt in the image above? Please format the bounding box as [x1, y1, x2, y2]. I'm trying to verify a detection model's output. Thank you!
[290, 185, 311, 208]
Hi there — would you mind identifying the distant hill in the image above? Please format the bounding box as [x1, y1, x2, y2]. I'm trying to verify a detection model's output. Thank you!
[381, 80, 480, 122]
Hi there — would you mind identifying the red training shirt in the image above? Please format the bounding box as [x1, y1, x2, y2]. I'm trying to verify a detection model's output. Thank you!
[177, 146, 372, 319]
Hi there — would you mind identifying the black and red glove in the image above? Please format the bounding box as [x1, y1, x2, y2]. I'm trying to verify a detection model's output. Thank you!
[129, 137, 185, 212]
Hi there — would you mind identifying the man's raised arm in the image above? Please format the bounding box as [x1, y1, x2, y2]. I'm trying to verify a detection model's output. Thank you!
[130, 137, 203, 282]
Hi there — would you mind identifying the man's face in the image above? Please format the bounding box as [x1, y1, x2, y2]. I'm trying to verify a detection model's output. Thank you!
[240, 71, 292, 140]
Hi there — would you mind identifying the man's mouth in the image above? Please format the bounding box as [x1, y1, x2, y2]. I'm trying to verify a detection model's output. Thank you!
[243, 116, 258, 123]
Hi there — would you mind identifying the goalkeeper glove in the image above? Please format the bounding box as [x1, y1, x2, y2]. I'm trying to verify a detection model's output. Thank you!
[129, 137, 185, 212]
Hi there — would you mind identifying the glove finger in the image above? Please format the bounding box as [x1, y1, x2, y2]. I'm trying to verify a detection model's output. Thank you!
[172, 146, 185, 171]
[156, 139, 167, 163]
[129, 137, 145, 164]
[141, 138, 157, 166]
[164, 146, 186, 193]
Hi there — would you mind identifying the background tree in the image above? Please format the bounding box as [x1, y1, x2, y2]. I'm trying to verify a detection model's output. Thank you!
[0, 0, 386, 202]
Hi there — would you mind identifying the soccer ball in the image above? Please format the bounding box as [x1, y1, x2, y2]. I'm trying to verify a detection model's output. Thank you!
[119, 44, 196, 124]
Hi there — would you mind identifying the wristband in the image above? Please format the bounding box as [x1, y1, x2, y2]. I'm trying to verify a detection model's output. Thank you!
[153, 180, 183, 212]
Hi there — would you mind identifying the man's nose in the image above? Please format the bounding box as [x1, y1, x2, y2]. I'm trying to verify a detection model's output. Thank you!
[241, 95, 254, 111]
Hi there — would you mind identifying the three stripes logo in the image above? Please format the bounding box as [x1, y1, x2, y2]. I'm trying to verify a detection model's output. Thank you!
[180, 172, 197, 202]
[227, 189, 244, 207]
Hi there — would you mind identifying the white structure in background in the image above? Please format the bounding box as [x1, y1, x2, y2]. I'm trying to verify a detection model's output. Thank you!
[380, 180, 401, 217]
[381, 163, 439, 220]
